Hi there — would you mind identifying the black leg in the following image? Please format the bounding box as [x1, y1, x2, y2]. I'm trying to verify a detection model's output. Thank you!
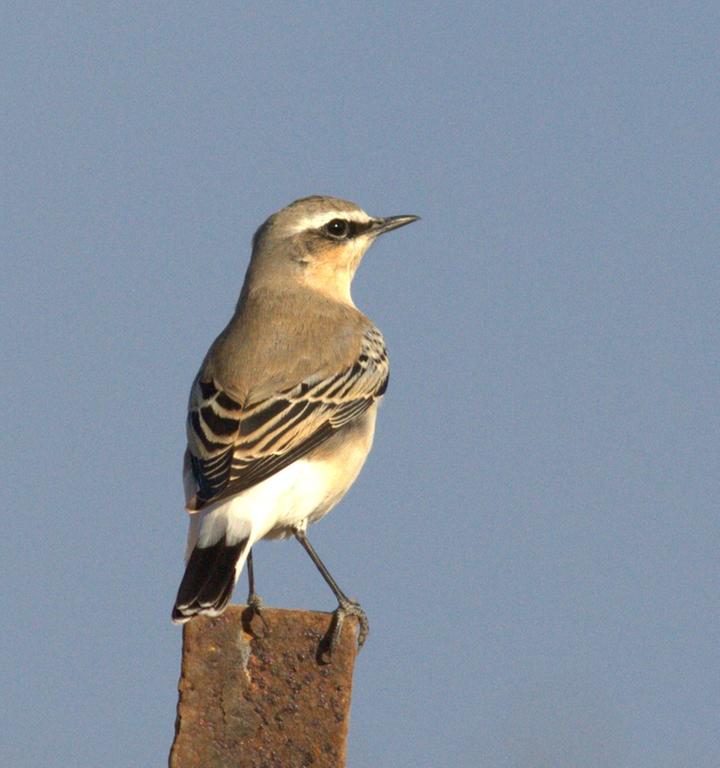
[247, 547, 259, 603]
[294, 529, 369, 656]
[245, 548, 268, 631]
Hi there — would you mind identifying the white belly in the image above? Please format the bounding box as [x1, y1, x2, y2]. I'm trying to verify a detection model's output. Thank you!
[189, 407, 377, 556]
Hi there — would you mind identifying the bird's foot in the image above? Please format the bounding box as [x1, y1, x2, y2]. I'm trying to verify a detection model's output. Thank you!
[244, 593, 269, 635]
[319, 598, 369, 663]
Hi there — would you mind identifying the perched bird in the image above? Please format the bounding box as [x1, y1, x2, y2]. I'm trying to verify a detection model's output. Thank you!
[171, 195, 418, 650]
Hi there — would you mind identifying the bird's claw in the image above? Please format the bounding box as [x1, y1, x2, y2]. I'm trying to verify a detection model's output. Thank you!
[245, 593, 269, 634]
[319, 599, 369, 662]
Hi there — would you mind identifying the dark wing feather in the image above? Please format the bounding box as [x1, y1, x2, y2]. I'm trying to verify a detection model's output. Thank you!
[186, 326, 388, 510]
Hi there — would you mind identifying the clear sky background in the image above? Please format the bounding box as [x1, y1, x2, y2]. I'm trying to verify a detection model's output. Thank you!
[2, 3, 719, 767]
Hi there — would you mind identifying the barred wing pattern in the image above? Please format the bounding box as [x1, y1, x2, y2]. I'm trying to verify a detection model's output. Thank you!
[186, 326, 388, 510]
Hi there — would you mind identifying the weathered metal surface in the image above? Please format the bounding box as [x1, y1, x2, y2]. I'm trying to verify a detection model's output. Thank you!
[169, 606, 358, 768]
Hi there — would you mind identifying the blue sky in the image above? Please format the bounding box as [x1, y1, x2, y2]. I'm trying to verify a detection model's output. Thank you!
[2, 3, 719, 766]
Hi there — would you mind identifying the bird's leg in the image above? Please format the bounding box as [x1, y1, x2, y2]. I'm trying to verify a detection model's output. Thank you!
[245, 548, 268, 632]
[294, 529, 369, 658]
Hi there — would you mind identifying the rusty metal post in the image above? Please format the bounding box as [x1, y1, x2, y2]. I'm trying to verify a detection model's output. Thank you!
[169, 606, 359, 768]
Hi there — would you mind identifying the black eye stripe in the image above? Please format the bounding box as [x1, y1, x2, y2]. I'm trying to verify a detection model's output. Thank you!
[320, 219, 374, 239]
[347, 220, 374, 237]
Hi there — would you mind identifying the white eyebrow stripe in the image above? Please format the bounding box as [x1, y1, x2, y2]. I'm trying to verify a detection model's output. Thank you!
[287, 210, 372, 235]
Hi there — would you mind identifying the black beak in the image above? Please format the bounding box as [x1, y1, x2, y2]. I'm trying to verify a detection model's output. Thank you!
[372, 214, 420, 236]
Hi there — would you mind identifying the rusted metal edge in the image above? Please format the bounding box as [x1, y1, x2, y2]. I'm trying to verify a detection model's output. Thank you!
[169, 606, 359, 768]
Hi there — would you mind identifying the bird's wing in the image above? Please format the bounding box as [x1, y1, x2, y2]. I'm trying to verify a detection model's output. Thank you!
[185, 326, 388, 510]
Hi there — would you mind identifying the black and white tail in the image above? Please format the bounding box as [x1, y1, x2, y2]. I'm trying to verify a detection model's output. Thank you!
[171, 536, 248, 623]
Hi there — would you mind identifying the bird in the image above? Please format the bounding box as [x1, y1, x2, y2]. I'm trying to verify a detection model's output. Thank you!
[171, 195, 418, 652]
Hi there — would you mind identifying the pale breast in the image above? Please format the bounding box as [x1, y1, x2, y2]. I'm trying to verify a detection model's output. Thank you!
[262, 405, 378, 538]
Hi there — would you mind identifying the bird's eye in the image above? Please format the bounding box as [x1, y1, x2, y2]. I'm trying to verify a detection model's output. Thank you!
[324, 219, 350, 239]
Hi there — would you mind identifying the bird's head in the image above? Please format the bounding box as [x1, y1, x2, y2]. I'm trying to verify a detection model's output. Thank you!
[247, 196, 419, 304]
